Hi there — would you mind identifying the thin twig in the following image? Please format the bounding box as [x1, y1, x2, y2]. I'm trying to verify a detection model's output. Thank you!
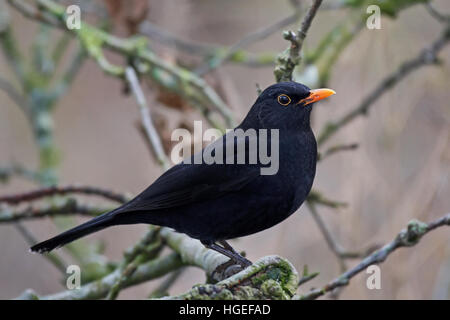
[318, 143, 359, 161]
[298, 265, 320, 286]
[0, 165, 44, 184]
[0, 198, 112, 222]
[14, 222, 67, 273]
[424, 2, 450, 24]
[307, 190, 348, 209]
[139, 21, 276, 68]
[306, 201, 379, 272]
[23, 252, 184, 300]
[318, 25, 450, 145]
[0, 24, 28, 91]
[125, 67, 170, 170]
[107, 227, 163, 299]
[51, 45, 87, 101]
[307, 201, 346, 271]
[196, 10, 302, 75]
[6, 0, 60, 27]
[148, 268, 185, 298]
[0, 75, 28, 113]
[139, 20, 216, 55]
[275, 0, 323, 82]
[300, 213, 450, 299]
[0, 185, 130, 205]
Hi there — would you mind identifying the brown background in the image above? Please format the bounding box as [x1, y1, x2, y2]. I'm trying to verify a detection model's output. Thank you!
[1, 0, 449, 299]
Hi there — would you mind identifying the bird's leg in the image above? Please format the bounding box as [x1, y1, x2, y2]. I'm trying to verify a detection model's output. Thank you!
[219, 240, 253, 268]
[202, 240, 252, 268]
[219, 240, 249, 258]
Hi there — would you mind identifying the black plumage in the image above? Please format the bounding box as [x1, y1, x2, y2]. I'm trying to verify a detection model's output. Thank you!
[31, 81, 335, 267]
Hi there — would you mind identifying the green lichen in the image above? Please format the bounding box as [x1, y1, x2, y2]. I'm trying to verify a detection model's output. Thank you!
[75, 25, 123, 77]
[232, 286, 263, 300]
[248, 258, 298, 297]
[125, 36, 148, 56]
[251, 265, 286, 286]
[400, 219, 428, 246]
[177, 256, 299, 300]
[229, 50, 246, 63]
[181, 284, 234, 300]
[76, 25, 103, 58]
[261, 279, 288, 300]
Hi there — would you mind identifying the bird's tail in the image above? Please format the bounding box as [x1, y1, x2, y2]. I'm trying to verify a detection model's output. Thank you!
[30, 210, 118, 253]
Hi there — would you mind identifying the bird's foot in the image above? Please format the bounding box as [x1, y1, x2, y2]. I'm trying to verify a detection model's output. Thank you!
[232, 254, 252, 268]
[219, 240, 252, 268]
[212, 259, 244, 280]
[202, 240, 253, 269]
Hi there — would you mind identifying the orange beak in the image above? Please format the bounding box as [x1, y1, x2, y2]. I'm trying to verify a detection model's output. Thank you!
[297, 88, 336, 106]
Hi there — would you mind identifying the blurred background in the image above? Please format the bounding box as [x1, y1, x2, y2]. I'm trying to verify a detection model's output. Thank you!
[0, 0, 449, 299]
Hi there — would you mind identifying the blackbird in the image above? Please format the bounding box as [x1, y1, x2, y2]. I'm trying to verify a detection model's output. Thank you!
[31, 81, 335, 267]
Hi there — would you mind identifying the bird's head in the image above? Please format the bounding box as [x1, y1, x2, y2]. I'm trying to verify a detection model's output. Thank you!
[246, 81, 335, 130]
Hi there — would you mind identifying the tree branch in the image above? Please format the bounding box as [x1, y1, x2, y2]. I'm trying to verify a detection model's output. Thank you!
[425, 2, 450, 24]
[196, 10, 302, 75]
[318, 25, 450, 145]
[161, 255, 299, 300]
[0, 185, 130, 205]
[299, 213, 450, 299]
[0, 75, 28, 112]
[307, 190, 348, 209]
[0, 198, 111, 223]
[274, 0, 323, 82]
[106, 227, 164, 299]
[14, 221, 69, 274]
[30, 252, 183, 300]
[318, 143, 359, 161]
[139, 21, 276, 68]
[124, 67, 170, 170]
[0, 165, 44, 184]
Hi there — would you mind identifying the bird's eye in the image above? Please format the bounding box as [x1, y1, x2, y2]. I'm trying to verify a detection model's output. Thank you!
[277, 94, 291, 106]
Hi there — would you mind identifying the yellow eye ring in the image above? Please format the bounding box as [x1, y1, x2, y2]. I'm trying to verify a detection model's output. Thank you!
[277, 94, 291, 106]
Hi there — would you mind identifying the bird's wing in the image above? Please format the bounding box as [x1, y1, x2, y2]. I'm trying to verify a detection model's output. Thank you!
[126, 165, 259, 211]
[119, 135, 261, 212]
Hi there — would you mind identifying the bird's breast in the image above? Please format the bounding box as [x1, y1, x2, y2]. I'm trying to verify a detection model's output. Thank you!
[276, 130, 317, 212]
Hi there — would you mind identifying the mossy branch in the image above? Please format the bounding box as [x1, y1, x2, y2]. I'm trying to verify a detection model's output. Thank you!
[160, 255, 299, 300]
[30, 252, 183, 300]
[274, 0, 323, 82]
[16, 226, 300, 300]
